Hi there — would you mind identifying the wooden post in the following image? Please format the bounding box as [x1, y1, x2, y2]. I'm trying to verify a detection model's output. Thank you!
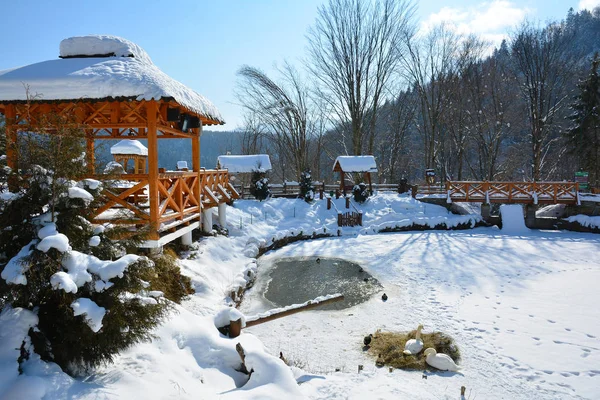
[327, 197, 332, 210]
[345, 197, 350, 209]
[229, 318, 243, 338]
[367, 172, 372, 194]
[5, 105, 17, 191]
[340, 171, 345, 195]
[192, 125, 201, 172]
[146, 101, 159, 240]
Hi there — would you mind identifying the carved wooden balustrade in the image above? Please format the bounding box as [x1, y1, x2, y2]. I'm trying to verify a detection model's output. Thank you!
[446, 181, 579, 204]
[91, 170, 239, 237]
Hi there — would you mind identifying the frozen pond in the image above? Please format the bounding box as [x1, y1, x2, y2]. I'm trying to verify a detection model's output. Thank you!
[241, 256, 382, 312]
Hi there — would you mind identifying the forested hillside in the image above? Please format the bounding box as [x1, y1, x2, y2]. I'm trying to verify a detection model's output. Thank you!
[235, 5, 600, 188]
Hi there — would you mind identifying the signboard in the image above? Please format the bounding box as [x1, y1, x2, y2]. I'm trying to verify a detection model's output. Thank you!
[425, 169, 435, 185]
[575, 171, 589, 191]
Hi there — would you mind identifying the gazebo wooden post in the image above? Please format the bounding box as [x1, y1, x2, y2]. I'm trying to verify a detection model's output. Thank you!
[367, 172, 372, 194]
[5, 104, 17, 191]
[192, 127, 200, 172]
[192, 125, 202, 212]
[340, 171, 345, 195]
[146, 101, 160, 240]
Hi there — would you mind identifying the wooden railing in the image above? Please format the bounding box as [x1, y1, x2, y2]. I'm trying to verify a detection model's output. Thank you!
[91, 170, 238, 234]
[446, 181, 579, 204]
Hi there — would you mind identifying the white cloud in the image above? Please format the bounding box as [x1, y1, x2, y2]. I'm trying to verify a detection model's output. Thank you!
[421, 1, 531, 47]
[579, 0, 600, 10]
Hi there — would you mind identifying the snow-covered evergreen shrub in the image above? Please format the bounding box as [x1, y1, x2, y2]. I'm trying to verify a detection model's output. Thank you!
[0, 115, 178, 374]
[250, 171, 270, 201]
[0, 169, 172, 374]
[352, 182, 370, 203]
[299, 169, 314, 203]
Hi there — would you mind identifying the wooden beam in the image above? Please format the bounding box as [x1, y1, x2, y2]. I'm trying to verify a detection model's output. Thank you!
[147, 101, 160, 240]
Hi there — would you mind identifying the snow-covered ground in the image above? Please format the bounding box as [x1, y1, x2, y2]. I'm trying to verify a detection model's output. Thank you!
[1, 193, 599, 399]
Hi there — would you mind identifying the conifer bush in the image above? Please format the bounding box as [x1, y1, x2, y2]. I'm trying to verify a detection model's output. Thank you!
[299, 169, 315, 203]
[352, 182, 370, 203]
[250, 170, 271, 201]
[0, 109, 179, 375]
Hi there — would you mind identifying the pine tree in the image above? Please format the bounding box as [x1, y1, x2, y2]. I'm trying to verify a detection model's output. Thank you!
[250, 170, 271, 201]
[299, 169, 314, 203]
[566, 52, 600, 188]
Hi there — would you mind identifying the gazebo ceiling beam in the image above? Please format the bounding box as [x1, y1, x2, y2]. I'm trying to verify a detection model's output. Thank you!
[2, 99, 213, 138]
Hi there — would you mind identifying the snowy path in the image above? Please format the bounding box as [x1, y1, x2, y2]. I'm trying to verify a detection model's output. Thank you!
[241, 229, 600, 399]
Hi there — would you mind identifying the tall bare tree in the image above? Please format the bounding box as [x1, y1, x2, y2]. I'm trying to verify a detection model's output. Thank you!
[307, 0, 415, 155]
[402, 24, 463, 173]
[509, 22, 573, 180]
[236, 63, 315, 178]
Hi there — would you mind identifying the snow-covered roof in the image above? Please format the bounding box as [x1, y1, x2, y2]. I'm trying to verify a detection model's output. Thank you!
[333, 156, 378, 173]
[217, 154, 272, 173]
[110, 139, 148, 156]
[0, 35, 223, 124]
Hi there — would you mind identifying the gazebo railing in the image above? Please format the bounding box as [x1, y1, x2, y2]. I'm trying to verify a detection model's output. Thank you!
[90, 170, 236, 232]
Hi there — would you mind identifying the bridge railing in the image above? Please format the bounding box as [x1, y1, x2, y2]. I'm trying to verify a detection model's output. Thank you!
[446, 181, 579, 204]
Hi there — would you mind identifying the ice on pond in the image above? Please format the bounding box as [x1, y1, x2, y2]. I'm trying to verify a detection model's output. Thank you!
[259, 257, 382, 311]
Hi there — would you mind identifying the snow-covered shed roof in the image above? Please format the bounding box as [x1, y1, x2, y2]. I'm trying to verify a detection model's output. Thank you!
[110, 139, 148, 156]
[217, 155, 272, 173]
[333, 156, 378, 173]
[0, 35, 224, 124]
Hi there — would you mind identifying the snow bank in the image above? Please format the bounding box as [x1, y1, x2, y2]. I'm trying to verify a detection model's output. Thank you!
[71, 298, 106, 333]
[110, 139, 148, 156]
[566, 214, 600, 229]
[500, 204, 529, 234]
[0, 307, 39, 398]
[217, 154, 272, 173]
[333, 155, 377, 172]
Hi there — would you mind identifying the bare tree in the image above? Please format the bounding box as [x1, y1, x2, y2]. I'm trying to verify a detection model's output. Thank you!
[402, 24, 463, 175]
[236, 63, 316, 178]
[509, 22, 573, 180]
[307, 0, 415, 155]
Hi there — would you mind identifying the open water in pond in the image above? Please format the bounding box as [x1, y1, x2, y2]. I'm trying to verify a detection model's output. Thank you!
[256, 257, 382, 311]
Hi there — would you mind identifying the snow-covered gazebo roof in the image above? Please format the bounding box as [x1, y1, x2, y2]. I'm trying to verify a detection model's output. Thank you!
[216, 155, 272, 173]
[110, 139, 148, 156]
[332, 156, 378, 173]
[0, 35, 223, 124]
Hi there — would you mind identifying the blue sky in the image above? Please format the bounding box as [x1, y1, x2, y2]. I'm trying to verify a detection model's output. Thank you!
[0, 0, 596, 131]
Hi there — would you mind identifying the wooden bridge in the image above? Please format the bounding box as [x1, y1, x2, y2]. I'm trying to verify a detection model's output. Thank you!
[445, 181, 580, 204]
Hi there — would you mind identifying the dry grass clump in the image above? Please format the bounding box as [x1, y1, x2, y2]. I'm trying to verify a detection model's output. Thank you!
[366, 329, 460, 370]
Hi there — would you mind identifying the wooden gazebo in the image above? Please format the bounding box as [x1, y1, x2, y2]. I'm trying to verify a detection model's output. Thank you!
[332, 156, 378, 195]
[111, 139, 148, 174]
[0, 35, 239, 247]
